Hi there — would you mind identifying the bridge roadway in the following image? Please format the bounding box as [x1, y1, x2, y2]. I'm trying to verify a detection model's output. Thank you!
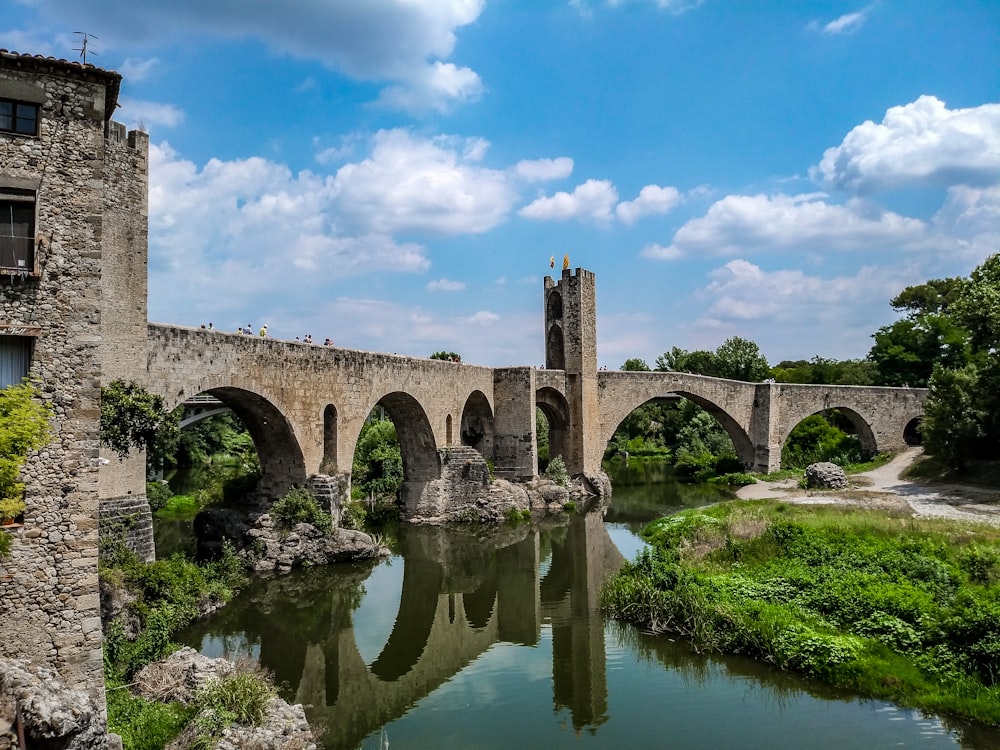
[148, 321, 927, 506]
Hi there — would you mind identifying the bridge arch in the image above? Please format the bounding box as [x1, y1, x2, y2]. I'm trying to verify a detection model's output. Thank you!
[536, 386, 571, 469]
[182, 386, 307, 501]
[460, 390, 494, 457]
[778, 407, 878, 462]
[372, 391, 440, 483]
[601, 389, 755, 469]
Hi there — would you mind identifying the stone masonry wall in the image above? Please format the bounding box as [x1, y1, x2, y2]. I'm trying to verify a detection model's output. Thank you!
[0, 55, 121, 704]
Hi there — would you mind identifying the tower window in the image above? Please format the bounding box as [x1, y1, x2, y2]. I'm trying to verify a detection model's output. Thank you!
[0, 98, 39, 136]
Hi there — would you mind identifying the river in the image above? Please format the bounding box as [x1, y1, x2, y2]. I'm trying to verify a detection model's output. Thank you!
[170, 464, 1000, 749]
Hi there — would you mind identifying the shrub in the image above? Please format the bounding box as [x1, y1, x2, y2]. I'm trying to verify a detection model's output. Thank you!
[0, 380, 52, 519]
[270, 487, 331, 531]
[0, 529, 10, 557]
[545, 455, 569, 487]
[146, 481, 173, 512]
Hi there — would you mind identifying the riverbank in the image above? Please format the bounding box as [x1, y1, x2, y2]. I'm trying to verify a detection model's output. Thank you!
[737, 448, 1000, 527]
[603, 451, 1000, 729]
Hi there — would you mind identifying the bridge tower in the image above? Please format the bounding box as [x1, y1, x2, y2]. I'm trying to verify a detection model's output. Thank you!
[543, 268, 602, 476]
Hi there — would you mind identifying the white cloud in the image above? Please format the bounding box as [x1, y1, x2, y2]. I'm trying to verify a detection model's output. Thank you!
[427, 278, 466, 291]
[616, 184, 682, 224]
[813, 96, 1000, 193]
[146, 141, 431, 326]
[334, 129, 520, 236]
[603, 0, 704, 14]
[808, 7, 871, 35]
[467, 310, 500, 325]
[118, 56, 159, 82]
[653, 192, 930, 258]
[514, 157, 574, 182]
[519, 179, 619, 223]
[376, 60, 484, 114]
[691, 259, 917, 360]
[639, 242, 683, 261]
[118, 97, 184, 130]
[27, 0, 486, 113]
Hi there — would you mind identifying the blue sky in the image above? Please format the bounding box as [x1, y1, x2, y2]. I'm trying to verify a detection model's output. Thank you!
[5, 0, 999, 367]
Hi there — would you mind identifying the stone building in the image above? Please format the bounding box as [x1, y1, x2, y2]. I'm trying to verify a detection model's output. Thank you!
[0, 50, 149, 709]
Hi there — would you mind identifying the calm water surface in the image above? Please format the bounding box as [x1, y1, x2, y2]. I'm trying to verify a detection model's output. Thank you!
[176, 464, 1000, 750]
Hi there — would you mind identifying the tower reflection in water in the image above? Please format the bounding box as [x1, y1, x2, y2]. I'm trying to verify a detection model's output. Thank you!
[180, 510, 624, 749]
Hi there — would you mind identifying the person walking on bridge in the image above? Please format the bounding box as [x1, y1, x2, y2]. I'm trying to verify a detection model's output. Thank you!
[259, 324, 267, 337]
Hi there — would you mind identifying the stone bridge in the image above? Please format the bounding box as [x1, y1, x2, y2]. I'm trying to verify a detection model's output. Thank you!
[141, 268, 927, 516]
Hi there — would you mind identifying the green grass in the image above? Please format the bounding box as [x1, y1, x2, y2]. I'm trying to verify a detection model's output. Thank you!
[602, 500, 1000, 727]
[154, 494, 199, 520]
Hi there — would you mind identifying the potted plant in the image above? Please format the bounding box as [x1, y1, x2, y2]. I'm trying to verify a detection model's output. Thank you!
[0, 496, 24, 526]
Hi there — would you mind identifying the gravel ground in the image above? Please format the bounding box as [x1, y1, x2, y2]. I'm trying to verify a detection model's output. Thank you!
[736, 448, 1000, 528]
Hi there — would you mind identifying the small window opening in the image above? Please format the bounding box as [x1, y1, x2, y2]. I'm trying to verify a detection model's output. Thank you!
[0, 336, 31, 389]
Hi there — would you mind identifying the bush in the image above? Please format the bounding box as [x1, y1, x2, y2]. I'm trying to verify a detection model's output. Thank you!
[0, 530, 10, 557]
[146, 481, 173, 512]
[270, 487, 331, 531]
[545, 455, 569, 486]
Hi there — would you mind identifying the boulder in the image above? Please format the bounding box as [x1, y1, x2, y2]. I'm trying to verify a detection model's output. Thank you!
[804, 462, 848, 490]
[0, 659, 109, 750]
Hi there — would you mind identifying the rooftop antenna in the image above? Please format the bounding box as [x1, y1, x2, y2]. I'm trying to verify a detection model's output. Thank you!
[73, 32, 99, 64]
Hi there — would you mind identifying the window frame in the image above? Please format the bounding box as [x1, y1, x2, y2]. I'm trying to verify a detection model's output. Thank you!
[0, 188, 39, 276]
[0, 98, 40, 137]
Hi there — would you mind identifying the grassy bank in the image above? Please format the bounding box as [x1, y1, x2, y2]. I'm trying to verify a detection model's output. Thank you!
[601, 500, 1000, 727]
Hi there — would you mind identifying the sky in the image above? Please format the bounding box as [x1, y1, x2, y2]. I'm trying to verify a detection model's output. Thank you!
[4, 0, 1000, 368]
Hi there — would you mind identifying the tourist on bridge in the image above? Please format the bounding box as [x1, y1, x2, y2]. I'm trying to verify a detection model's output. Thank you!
[259, 324, 268, 337]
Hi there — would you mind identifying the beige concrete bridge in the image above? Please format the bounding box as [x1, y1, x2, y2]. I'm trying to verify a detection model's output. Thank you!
[142, 268, 927, 516]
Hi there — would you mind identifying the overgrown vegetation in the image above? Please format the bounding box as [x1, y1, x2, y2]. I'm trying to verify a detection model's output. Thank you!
[351, 415, 403, 504]
[602, 500, 1000, 727]
[101, 536, 250, 749]
[270, 486, 331, 531]
[0, 380, 52, 524]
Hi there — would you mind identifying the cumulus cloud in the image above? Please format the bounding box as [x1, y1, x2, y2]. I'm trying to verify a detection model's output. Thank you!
[25, 0, 485, 113]
[514, 157, 574, 182]
[616, 184, 682, 224]
[519, 179, 619, 223]
[651, 192, 931, 258]
[427, 278, 466, 292]
[690, 259, 918, 359]
[813, 96, 1000, 193]
[118, 98, 184, 131]
[808, 6, 872, 35]
[333, 129, 521, 236]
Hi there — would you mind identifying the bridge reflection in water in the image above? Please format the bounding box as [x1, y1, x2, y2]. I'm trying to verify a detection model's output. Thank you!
[180, 511, 624, 749]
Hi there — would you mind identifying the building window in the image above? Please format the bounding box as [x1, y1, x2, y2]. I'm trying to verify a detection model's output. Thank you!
[0, 98, 39, 136]
[0, 337, 31, 389]
[0, 191, 35, 273]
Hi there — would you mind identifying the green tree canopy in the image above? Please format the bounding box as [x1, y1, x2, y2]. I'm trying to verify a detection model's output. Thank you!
[100, 379, 178, 461]
[429, 351, 461, 362]
[655, 337, 770, 382]
[622, 358, 650, 371]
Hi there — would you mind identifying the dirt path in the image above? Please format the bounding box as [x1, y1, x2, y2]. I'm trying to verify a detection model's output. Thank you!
[736, 448, 1000, 527]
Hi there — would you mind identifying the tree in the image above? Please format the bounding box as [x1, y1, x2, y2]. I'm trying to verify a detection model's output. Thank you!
[869, 314, 971, 387]
[430, 351, 461, 362]
[713, 336, 770, 382]
[656, 337, 770, 382]
[100, 379, 178, 461]
[917, 253, 1000, 469]
[622, 358, 650, 371]
[0, 381, 52, 521]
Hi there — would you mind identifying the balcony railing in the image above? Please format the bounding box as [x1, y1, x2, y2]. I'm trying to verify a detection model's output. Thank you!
[0, 235, 35, 273]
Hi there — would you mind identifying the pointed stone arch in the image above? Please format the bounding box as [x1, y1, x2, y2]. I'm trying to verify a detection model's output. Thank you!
[536, 386, 571, 472]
